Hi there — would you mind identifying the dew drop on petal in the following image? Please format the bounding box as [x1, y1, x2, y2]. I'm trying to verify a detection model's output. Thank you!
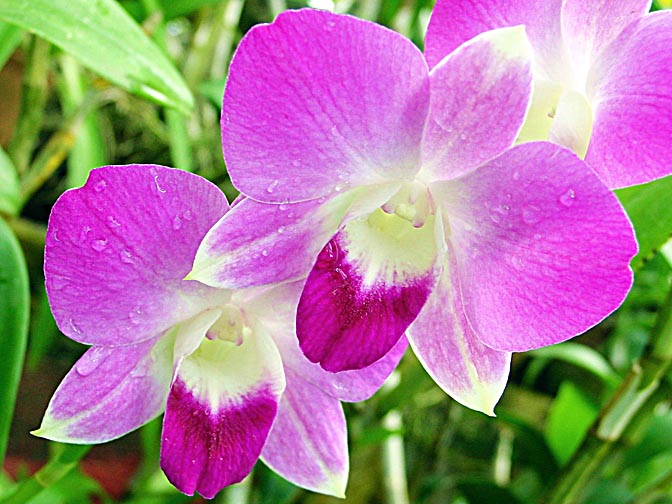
[261, 249, 269, 257]
[106, 216, 121, 228]
[513, 171, 520, 181]
[172, 215, 182, 230]
[182, 210, 193, 221]
[92, 239, 108, 252]
[76, 347, 112, 376]
[559, 189, 576, 207]
[277, 226, 286, 234]
[94, 179, 107, 192]
[120, 249, 135, 264]
[79, 226, 91, 244]
[68, 318, 82, 334]
[129, 305, 143, 324]
[522, 205, 541, 225]
[266, 179, 279, 194]
[489, 212, 502, 224]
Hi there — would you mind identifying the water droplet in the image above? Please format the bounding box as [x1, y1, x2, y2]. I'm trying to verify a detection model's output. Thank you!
[559, 189, 575, 207]
[522, 205, 541, 225]
[334, 184, 343, 192]
[533, 233, 542, 240]
[76, 347, 111, 376]
[459, 133, 467, 140]
[333, 267, 348, 282]
[150, 168, 167, 194]
[182, 210, 193, 221]
[106, 216, 121, 227]
[266, 179, 279, 194]
[172, 215, 182, 230]
[261, 249, 269, 257]
[79, 226, 91, 243]
[92, 239, 108, 252]
[120, 249, 134, 264]
[489, 212, 502, 224]
[129, 305, 143, 324]
[252, 253, 260, 260]
[292, 160, 300, 167]
[68, 318, 82, 334]
[278, 203, 289, 211]
[325, 240, 338, 261]
[513, 171, 520, 181]
[277, 226, 286, 234]
[94, 179, 107, 192]
[331, 126, 339, 136]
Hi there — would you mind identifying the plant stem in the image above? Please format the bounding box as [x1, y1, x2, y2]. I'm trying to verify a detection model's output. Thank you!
[7, 36, 51, 175]
[544, 285, 672, 504]
[382, 409, 410, 504]
[4, 443, 91, 504]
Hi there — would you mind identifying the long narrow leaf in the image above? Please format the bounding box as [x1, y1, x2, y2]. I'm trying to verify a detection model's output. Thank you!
[0, 216, 30, 467]
[0, 0, 193, 113]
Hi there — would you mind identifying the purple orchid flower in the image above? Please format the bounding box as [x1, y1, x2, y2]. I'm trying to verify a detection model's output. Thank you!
[426, 0, 672, 189]
[190, 9, 637, 413]
[34, 165, 405, 498]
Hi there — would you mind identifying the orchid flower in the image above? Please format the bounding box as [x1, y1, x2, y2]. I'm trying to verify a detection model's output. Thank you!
[426, 0, 672, 189]
[35, 165, 405, 498]
[190, 9, 637, 413]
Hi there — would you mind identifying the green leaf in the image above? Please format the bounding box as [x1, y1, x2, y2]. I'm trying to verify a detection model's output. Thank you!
[0, 217, 30, 467]
[545, 381, 599, 466]
[0, 146, 20, 216]
[0, 20, 22, 70]
[617, 174, 672, 269]
[528, 342, 622, 388]
[0, 0, 193, 114]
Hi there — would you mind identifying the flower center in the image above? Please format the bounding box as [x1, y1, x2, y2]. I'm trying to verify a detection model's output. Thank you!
[381, 180, 432, 228]
[206, 304, 251, 346]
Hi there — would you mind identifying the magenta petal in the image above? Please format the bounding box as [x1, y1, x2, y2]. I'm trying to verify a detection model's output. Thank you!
[223, 9, 429, 202]
[407, 254, 510, 414]
[191, 197, 339, 289]
[421, 26, 533, 181]
[437, 142, 637, 351]
[262, 368, 347, 497]
[34, 336, 172, 443]
[586, 11, 672, 189]
[425, 0, 567, 81]
[45, 165, 229, 346]
[161, 379, 278, 498]
[561, 0, 650, 78]
[297, 231, 434, 372]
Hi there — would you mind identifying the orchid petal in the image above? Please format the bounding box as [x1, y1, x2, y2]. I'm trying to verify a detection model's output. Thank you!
[586, 11, 672, 189]
[425, 0, 568, 82]
[262, 368, 347, 497]
[160, 326, 285, 498]
[561, 0, 651, 82]
[34, 335, 173, 443]
[45, 165, 230, 347]
[297, 213, 437, 372]
[420, 26, 533, 182]
[190, 183, 399, 289]
[223, 8, 429, 202]
[407, 253, 510, 415]
[547, 89, 594, 158]
[243, 281, 408, 402]
[436, 142, 636, 352]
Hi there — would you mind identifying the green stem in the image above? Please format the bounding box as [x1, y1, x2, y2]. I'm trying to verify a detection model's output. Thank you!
[7, 36, 51, 175]
[382, 409, 410, 504]
[544, 286, 672, 504]
[4, 443, 91, 504]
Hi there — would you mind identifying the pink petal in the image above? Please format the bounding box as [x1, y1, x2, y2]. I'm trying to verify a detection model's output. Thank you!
[243, 281, 408, 402]
[407, 253, 510, 415]
[160, 327, 285, 498]
[34, 336, 172, 443]
[45, 165, 229, 346]
[425, 0, 569, 82]
[561, 0, 651, 81]
[297, 219, 437, 372]
[436, 142, 637, 352]
[586, 11, 672, 189]
[222, 9, 429, 203]
[420, 26, 533, 181]
[262, 368, 347, 497]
